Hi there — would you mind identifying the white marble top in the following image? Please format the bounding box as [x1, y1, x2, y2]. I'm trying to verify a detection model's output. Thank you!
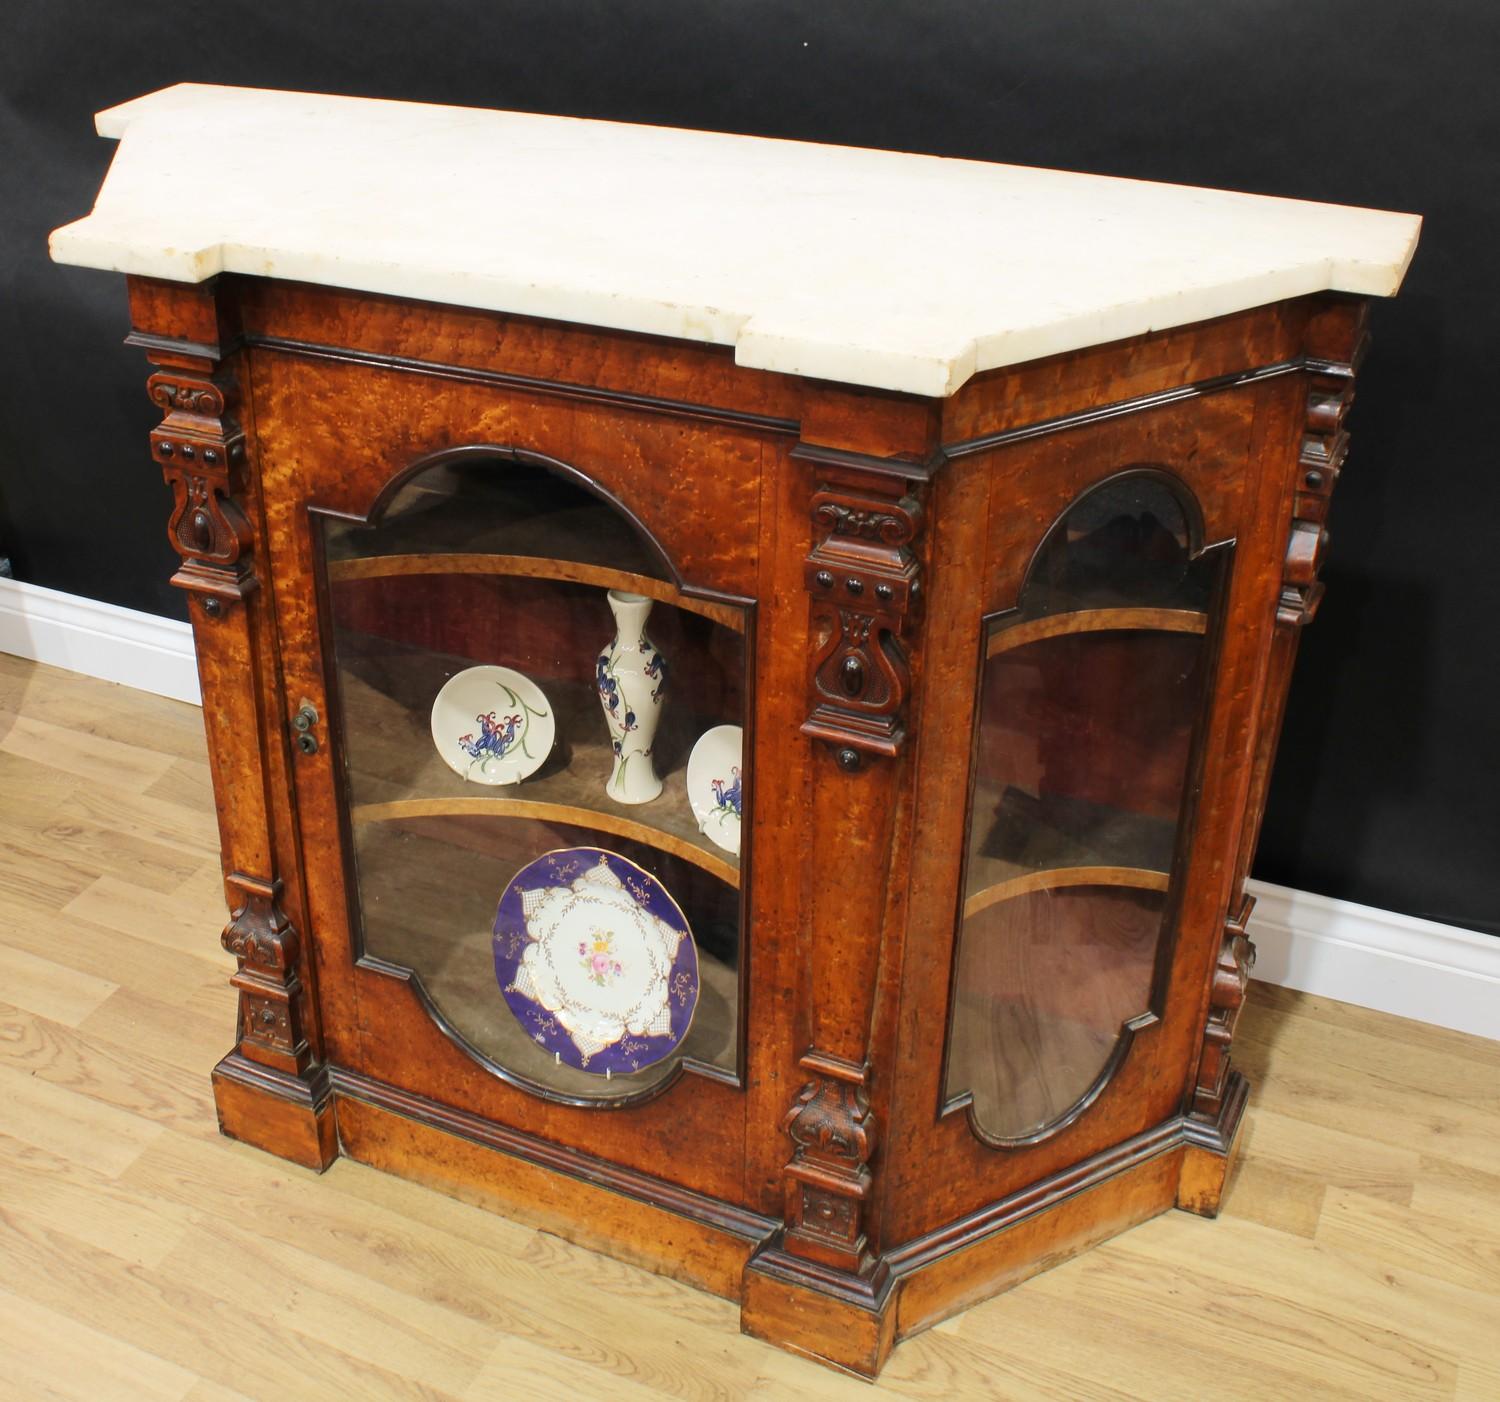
[50, 84, 1421, 397]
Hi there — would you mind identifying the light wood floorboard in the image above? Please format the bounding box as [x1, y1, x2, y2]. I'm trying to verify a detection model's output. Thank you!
[1, 654, 1496, 1400]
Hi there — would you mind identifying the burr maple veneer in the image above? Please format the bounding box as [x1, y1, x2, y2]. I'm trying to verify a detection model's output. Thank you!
[52, 86, 1419, 1377]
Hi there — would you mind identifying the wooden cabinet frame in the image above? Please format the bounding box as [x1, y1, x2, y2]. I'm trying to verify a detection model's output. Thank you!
[129, 271, 1365, 1377]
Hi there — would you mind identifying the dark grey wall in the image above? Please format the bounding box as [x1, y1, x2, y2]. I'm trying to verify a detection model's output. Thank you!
[3, 1, 1495, 933]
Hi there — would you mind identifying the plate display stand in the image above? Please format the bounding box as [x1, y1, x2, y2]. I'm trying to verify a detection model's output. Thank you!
[50, 85, 1418, 1378]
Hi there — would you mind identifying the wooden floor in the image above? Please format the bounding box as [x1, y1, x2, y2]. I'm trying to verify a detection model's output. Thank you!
[1, 651, 1497, 1401]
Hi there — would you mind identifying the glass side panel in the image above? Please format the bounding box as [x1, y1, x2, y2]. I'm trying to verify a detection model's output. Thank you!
[946, 472, 1219, 1142]
[322, 457, 748, 1103]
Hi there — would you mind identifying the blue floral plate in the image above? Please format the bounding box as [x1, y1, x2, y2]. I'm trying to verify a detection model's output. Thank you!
[493, 847, 699, 1075]
[430, 664, 553, 786]
[687, 724, 743, 856]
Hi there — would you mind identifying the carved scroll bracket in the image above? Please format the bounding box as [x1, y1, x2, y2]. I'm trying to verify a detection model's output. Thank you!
[1279, 362, 1356, 628]
[148, 369, 256, 608]
[222, 872, 311, 1077]
[781, 1051, 877, 1274]
[799, 468, 924, 765]
[1192, 892, 1257, 1119]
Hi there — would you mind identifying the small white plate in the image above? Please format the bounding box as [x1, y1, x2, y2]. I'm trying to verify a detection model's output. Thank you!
[687, 724, 743, 855]
[431, 665, 554, 785]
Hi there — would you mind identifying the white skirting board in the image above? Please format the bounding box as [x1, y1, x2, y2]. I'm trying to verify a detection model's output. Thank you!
[2, 577, 1494, 1040]
[0, 576, 200, 705]
[1246, 879, 1497, 1040]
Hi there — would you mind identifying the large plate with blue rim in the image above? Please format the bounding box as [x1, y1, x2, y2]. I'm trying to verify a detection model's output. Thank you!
[492, 847, 699, 1076]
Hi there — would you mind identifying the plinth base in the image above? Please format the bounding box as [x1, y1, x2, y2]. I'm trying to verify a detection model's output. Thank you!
[212, 1051, 338, 1172]
[210, 1059, 1250, 1379]
[741, 1076, 1252, 1376]
[1177, 1069, 1252, 1218]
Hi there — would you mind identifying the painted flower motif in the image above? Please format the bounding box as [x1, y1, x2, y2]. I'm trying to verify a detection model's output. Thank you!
[578, 929, 625, 987]
[595, 655, 637, 732]
[458, 711, 523, 761]
[644, 647, 668, 703]
[710, 766, 742, 819]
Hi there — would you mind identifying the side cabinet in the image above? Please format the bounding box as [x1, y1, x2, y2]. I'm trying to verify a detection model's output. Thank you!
[127, 272, 1363, 1377]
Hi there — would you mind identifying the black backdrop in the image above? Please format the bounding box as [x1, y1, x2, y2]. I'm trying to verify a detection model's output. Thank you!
[3, 2, 1496, 935]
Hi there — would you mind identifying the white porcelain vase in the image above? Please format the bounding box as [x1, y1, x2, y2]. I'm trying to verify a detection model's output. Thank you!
[595, 590, 667, 804]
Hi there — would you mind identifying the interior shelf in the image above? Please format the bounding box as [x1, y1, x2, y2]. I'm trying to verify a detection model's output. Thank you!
[324, 459, 745, 631]
[337, 632, 741, 886]
[355, 794, 737, 886]
[963, 779, 1176, 916]
[963, 864, 1169, 920]
[328, 553, 744, 631]
[987, 606, 1206, 657]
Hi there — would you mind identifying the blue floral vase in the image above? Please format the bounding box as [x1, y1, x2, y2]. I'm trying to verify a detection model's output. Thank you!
[596, 590, 667, 803]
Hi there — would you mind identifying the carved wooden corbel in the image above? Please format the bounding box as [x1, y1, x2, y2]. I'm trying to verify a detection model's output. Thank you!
[1277, 343, 1361, 629]
[800, 478, 923, 765]
[781, 1051, 876, 1273]
[222, 873, 312, 1077]
[1277, 517, 1327, 627]
[1191, 893, 1257, 1118]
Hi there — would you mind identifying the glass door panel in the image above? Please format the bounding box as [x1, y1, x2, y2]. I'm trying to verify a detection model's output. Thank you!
[320, 456, 749, 1104]
[945, 471, 1221, 1142]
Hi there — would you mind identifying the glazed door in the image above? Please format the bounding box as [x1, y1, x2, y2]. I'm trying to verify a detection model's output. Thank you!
[252, 343, 771, 1203]
[945, 467, 1224, 1144]
[887, 378, 1299, 1241]
[315, 451, 749, 1094]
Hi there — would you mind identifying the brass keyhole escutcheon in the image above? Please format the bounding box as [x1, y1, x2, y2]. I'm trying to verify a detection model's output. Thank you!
[292, 701, 320, 754]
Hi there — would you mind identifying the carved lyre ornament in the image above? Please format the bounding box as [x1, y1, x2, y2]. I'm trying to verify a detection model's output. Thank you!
[801, 477, 923, 762]
[781, 1054, 877, 1273]
[148, 369, 255, 604]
